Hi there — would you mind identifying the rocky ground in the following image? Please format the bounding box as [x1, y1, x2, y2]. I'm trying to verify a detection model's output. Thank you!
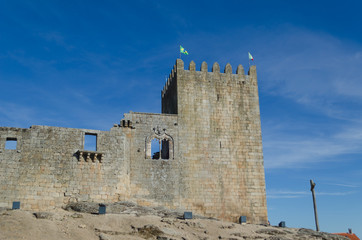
[0, 201, 349, 240]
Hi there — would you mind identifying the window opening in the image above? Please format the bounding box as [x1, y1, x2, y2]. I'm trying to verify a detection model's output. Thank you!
[84, 133, 97, 151]
[146, 129, 174, 160]
[161, 140, 169, 159]
[151, 138, 160, 159]
[5, 138, 17, 150]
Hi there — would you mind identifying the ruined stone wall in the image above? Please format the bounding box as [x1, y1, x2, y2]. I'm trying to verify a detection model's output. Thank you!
[0, 59, 267, 225]
[0, 113, 184, 213]
[119, 112, 182, 209]
[0, 126, 129, 210]
[162, 59, 267, 224]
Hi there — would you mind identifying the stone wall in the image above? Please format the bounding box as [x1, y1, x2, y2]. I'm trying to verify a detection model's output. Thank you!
[120, 112, 182, 208]
[0, 126, 128, 210]
[0, 59, 267, 224]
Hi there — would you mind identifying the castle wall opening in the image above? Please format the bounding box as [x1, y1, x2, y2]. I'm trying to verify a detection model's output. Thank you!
[5, 138, 17, 150]
[150, 138, 170, 160]
[161, 139, 169, 159]
[84, 133, 97, 151]
[151, 138, 160, 159]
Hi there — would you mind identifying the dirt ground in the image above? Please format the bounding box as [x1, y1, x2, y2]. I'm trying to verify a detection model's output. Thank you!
[0, 203, 349, 240]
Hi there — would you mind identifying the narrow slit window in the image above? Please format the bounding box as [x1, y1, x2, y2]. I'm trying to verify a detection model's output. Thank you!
[5, 138, 17, 150]
[151, 138, 160, 159]
[84, 133, 97, 151]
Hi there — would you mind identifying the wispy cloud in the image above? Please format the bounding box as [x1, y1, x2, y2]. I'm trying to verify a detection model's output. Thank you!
[325, 183, 360, 188]
[38, 32, 75, 51]
[263, 121, 362, 169]
[267, 189, 356, 199]
[267, 190, 309, 199]
[184, 26, 362, 121]
[0, 102, 36, 128]
[255, 27, 362, 121]
[233, 26, 362, 169]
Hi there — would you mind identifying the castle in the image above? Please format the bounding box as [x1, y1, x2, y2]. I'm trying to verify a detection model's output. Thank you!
[0, 59, 267, 224]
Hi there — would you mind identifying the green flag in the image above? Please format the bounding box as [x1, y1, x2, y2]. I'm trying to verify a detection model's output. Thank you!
[180, 45, 189, 55]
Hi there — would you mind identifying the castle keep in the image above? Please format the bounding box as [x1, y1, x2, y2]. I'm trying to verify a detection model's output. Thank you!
[0, 59, 267, 224]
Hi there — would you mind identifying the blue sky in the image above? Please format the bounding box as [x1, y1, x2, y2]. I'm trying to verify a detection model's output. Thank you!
[1, 0, 361, 236]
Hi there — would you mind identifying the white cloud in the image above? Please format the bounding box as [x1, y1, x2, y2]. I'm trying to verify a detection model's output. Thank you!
[238, 26, 362, 169]
[255, 27, 362, 120]
[38, 32, 74, 51]
[263, 121, 362, 169]
[0, 102, 37, 128]
[267, 189, 356, 199]
[325, 183, 360, 188]
[180, 25, 362, 121]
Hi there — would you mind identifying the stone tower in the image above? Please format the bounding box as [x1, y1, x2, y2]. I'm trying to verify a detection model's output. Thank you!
[161, 59, 267, 223]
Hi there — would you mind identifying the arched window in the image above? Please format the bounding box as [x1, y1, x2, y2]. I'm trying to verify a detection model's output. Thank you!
[145, 127, 174, 160]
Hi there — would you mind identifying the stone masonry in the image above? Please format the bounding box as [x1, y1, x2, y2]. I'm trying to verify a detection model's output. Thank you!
[0, 59, 267, 224]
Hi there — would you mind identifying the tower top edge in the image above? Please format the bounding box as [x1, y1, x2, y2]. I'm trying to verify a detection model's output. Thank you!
[175, 58, 255, 76]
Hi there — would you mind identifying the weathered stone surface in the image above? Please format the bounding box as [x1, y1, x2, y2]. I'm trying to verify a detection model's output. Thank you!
[33, 212, 53, 219]
[0, 207, 350, 240]
[256, 228, 287, 235]
[65, 202, 100, 214]
[0, 59, 267, 224]
[296, 228, 348, 240]
[98, 233, 109, 240]
[70, 213, 83, 218]
[137, 224, 164, 239]
[65, 201, 211, 219]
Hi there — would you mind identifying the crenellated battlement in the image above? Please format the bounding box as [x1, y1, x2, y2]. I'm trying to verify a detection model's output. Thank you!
[162, 59, 256, 98]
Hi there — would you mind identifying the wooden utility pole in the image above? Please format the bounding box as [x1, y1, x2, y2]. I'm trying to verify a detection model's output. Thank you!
[310, 179, 320, 231]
